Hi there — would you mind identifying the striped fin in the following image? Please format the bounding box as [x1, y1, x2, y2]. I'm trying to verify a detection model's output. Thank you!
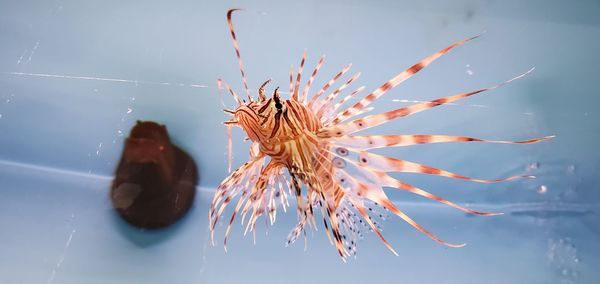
[302, 152, 352, 260]
[337, 167, 465, 249]
[345, 107, 374, 121]
[214, 168, 257, 228]
[336, 204, 361, 257]
[286, 220, 308, 247]
[246, 190, 268, 232]
[276, 175, 290, 213]
[314, 72, 361, 116]
[213, 144, 266, 246]
[257, 79, 271, 101]
[372, 194, 466, 248]
[211, 157, 260, 208]
[292, 51, 307, 100]
[322, 86, 366, 125]
[223, 191, 249, 252]
[289, 172, 310, 231]
[289, 64, 294, 94]
[354, 150, 531, 183]
[331, 35, 480, 125]
[354, 200, 400, 253]
[377, 170, 499, 217]
[300, 156, 336, 236]
[226, 124, 233, 173]
[284, 173, 315, 247]
[216, 79, 229, 108]
[226, 9, 251, 100]
[301, 55, 325, 103]
[328, 134, 555, 150]
[328, 149, 500, 216]
[210, 156, 265, 245]
[241, 162, 284, 236]
[336, 201, 386, 257]
[217, 78, 242, 105]
[333, 169, 399, 256]
[326, 201, 350, 260]
[319, 68, 535, 138]
[267, 176, 278, 225]
[308, 63, 352, 108]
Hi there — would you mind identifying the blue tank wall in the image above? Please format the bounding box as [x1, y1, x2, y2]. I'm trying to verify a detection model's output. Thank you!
[0, 1, 599, 283]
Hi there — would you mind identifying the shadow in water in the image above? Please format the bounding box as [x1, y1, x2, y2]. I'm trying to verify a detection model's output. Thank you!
[109, 199, 199, 247]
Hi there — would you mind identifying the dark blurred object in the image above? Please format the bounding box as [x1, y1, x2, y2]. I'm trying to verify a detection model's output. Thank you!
[111, 121, 198, 229]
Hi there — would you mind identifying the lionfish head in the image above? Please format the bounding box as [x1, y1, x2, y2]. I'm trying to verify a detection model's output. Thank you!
[228, 79, 287, 143]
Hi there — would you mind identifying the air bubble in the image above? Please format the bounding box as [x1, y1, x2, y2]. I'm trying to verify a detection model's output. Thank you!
[547, 238, 580, 282]
[566, 165, 576, 175]
[526, 162, 540, 171]
[465, 64, 474, 75]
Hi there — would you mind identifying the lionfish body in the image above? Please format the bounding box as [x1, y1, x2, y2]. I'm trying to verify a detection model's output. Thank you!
[210, 9, 552, 261]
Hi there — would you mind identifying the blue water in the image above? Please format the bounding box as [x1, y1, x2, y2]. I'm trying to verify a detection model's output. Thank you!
[1, 0, 599, 283]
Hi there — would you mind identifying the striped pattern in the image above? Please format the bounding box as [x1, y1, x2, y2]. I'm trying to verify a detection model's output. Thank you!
[292, 51, 307, 100]
[226, 9, 251, 100]
[328, 134, 554, 149]
[321, 68, 536, 138]
[289, 64, 294, 94]
[301, 55, 325, 103]
[331, 35, 480, 125]
[314, 72, 361, 117]
[210, 9, 552, 262]
[346, 149, 533, 183]
[308, 63, 352, 108]
[217, 78, 242, 105]
[323, 86, 365, 124]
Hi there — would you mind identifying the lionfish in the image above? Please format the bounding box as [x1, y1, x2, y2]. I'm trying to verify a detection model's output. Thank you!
[209, 9, 552, 261]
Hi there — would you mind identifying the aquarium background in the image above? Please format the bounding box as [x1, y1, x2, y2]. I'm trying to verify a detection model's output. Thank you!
[1, 0, 599, 283]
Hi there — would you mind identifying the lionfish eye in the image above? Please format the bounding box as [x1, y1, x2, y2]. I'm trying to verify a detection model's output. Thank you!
[273, 87, 283, 111]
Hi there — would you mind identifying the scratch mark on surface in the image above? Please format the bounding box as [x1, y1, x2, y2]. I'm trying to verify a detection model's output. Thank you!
[391, 98, 534, 116]
[16, 50, 28, 65]
[26, 42, 40, 65]
[4, 72, 209, 89]
[198, 226, 210, 277]
[391, 98, 490, 107]
[46, 229, 76, 284]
